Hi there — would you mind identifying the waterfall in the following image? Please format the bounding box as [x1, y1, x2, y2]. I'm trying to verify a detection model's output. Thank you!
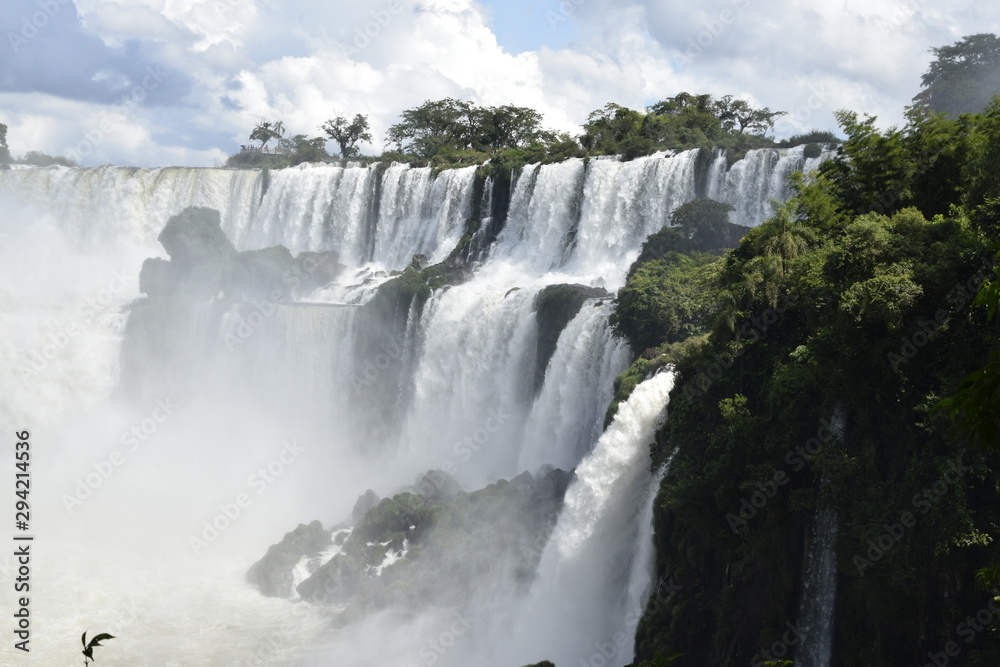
[0, 162, 477, 273]
[506, 371, 675, 666]
[706, 145, 839, 227]
[795, 409, 845, 667]
[517, 299, 631, 473]
[0, 165, 263, 247]
[795, 505, 839, 667]
[0, 142, 829, 664]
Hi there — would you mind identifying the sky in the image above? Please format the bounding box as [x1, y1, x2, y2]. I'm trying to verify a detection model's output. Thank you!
[0, 0, 995, 167]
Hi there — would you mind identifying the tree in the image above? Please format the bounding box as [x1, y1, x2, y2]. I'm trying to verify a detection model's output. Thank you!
[913, 33, 1000, 116]
[937, 249, 1000, 448]
[321, 113, 373, 158]
[580, 103, 645, 153]
[249, 119, 285, 150]
[387, 98, 478, 158]
[670, 198, 738, 252]
[477, 104, 550, 152]
[0, 123, 10, 163]
[387, 99, 550, 158]
[277, 134, 330, 165]
[714, 95, 786, 136]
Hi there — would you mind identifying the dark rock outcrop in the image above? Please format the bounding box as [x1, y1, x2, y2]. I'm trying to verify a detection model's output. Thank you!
[138, 206, 342, 300]
[351, 489, 380, 524]
[246, 520, 331, 598]
[287, 468, 574, 614]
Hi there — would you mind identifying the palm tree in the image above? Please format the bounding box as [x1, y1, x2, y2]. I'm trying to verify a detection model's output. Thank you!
[760, 199, 815, 277]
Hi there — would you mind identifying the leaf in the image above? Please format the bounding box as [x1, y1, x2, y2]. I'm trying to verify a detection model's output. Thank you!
[87, 633, 115, 648]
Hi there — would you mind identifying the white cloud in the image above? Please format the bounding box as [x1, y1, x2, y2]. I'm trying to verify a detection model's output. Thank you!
[1, 0, 996, 166]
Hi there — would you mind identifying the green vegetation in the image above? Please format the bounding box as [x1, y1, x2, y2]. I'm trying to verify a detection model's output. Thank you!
[248, 118, 285, 150]
[580, 93, 789, 160]
[222, 91, 820, 171]
[386, 98, 554, 159]
[913, 33, 1000, 117]
[0, 123, 9, 164]
[0, 123, 77, 167]
[622, 90, 1000, 665]
[321, 112, 373, 158]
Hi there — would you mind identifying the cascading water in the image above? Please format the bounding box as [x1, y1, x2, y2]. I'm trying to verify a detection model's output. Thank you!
[503, 371, 676, 667]
[517, 299, 631, 473]
[795, 506, 839, 667]
[794, 409, 845, 667]
[706, 144, 839, 227]
[0, 144, 829, 665]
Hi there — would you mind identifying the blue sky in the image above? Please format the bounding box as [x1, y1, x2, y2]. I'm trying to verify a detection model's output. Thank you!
[480, 0, 574, 53]
[0, 0, 996, 167]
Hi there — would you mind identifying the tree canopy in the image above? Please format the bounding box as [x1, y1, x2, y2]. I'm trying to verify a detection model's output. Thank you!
[0, 123, 9, 163]
[580, 92, 786, 159]
[321, 113, 373, 158]
[386, 98, 552, 159]
[249, 119, 285, 149]
[913, 33, 1000, 116]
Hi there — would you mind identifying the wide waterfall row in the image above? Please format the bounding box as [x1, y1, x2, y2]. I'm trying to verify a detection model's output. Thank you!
[235, 162, 478, 266]
[0, 145, 833, 273]
[494, 151, 700, 280]
[0, 165, 262, 247]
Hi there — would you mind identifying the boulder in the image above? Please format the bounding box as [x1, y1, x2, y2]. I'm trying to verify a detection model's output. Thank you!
[245, 520, 331, 598]
[351, 489, 381, 524]
[157, 206, 236, 271]
[228, 245, 297, 300]
[295, 250, 344, 291]
[413, 469, 462, 501]
[138, 257, 174, 297]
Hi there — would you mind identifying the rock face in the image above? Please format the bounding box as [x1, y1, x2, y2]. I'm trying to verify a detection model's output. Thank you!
[351, 489, 381, 524]
[245, 520, 332, 598]
[410, 469, 462, 501]
[285, 468, 574, 613]
[138, 257, 174, 297]
[229, 245, 297, 300]
[157, 206, 237, 270]
[137, 206, 343, 300]
[295, 250, 344, 291]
